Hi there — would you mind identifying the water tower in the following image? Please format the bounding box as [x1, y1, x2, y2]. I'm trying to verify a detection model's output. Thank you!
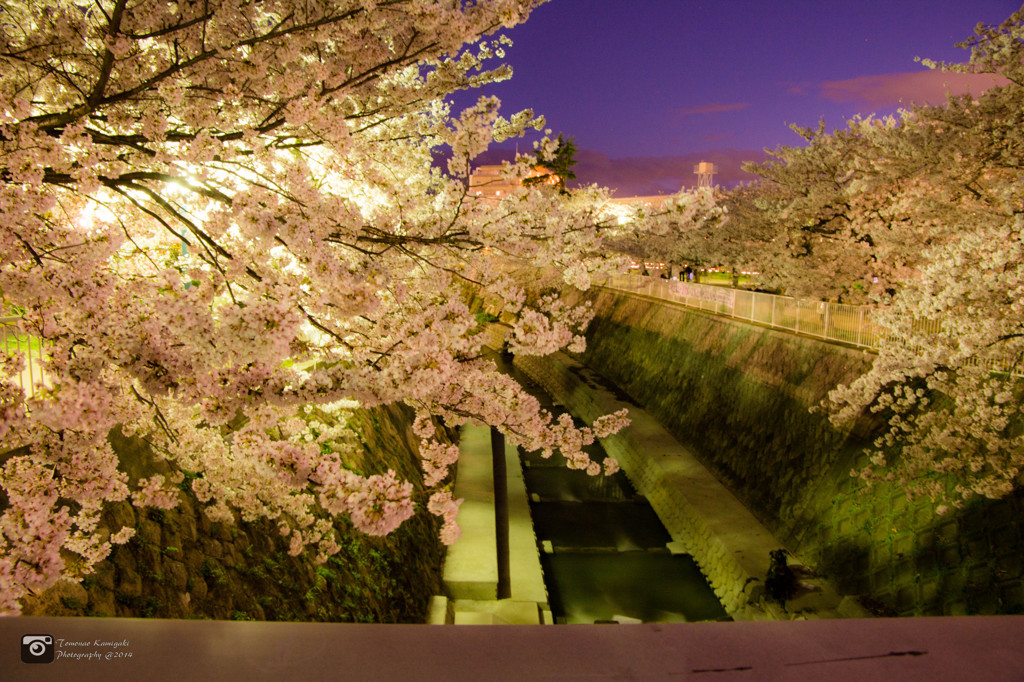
[694, 161, 717, 188]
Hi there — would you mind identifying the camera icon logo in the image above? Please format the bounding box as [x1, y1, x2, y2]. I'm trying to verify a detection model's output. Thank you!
[21, 634, 54, 663]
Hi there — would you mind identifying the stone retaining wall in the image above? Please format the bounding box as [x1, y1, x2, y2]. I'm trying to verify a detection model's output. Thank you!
[22, 405, 445, 622]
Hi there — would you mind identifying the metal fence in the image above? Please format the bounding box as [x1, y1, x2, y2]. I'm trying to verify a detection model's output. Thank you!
[600, 273, 885, 351]
[611, 275, 1011, 373]
[1, 316, 47, 399]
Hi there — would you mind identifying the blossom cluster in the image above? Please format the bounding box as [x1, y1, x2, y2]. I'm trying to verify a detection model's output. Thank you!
[0, 0, 635, 614]
[752, 10, 1024, 505]
[427, 490, 464, 546]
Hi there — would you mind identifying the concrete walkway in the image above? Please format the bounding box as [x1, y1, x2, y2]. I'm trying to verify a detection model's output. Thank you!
[434, 424, 550, 625]
[515, 350, 866, 621]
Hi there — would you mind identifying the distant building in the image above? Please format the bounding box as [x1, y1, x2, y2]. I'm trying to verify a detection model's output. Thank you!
[468, 165, 560, 199]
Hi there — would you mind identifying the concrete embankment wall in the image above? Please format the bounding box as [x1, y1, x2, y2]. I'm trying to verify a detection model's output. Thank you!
[573, 288, 1024, 617]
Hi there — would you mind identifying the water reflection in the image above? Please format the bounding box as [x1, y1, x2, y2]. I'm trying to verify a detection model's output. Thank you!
[542, 554, 729, 624]
[524, 467, 634, 502]
[530, 502, 671, 551]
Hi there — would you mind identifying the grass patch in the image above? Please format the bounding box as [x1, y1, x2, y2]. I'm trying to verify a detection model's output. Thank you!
[0, 332, 45, 356]
[200, 559, 228, 587]
[474, 311, 499, 324]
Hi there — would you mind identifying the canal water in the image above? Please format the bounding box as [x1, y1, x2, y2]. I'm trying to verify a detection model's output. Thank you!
[502, 360, 729, 624]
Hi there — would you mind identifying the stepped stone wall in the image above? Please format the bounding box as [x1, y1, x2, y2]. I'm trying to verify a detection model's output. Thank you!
[573, 288, 1024, 617]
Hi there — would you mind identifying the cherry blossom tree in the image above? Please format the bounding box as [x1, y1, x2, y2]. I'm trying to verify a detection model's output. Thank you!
[603, 188, 723, 274]
[825, 8, 1024, 509]
[715, 8, 1024, 508]
[736, 3, 1022, 304]
[734, 124, 884, 300]
[656, 184, 778, 286]
[0, 0, 628, 614]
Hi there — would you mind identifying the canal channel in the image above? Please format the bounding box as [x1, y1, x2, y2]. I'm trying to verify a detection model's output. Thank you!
[500, 360, 730, 624]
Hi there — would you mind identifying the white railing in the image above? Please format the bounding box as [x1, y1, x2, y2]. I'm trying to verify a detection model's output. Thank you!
[599, 274, 886, 351]
[1, 316, 47, 399]
[599, 274, 1022, 376]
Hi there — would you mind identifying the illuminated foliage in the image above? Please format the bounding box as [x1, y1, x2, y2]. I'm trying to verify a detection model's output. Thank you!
[725, 8, 1024, 507]
[0, 0, 631, 614]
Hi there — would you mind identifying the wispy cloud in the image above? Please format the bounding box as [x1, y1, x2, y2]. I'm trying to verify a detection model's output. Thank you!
[783, 81, 812, 96]
[677, 102, 750, 117]
[820, 70, 1009, 108]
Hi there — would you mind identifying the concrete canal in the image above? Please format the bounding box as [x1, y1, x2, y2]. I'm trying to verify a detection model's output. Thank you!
[505, 362, 730, 624]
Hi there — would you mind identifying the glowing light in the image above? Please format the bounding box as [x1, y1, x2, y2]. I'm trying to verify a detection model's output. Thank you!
[75, 200, 116, 231]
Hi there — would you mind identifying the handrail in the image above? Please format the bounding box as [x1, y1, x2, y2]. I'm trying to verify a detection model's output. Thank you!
[597, 274, 1023, 377]
[1, 316, 47, 399]
[598, 273, 884, 351]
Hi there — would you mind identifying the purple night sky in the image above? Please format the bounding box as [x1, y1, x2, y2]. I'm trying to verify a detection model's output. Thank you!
[457, 0, 1019, 196]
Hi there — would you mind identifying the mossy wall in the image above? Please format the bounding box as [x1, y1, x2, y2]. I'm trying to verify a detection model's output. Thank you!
[22, 404, 445, 622]
[577, 288, 1024, 616]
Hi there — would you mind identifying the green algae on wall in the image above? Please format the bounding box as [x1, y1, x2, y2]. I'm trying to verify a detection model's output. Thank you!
[577, 288, 1024, 617]
[579, 291, 875, 537]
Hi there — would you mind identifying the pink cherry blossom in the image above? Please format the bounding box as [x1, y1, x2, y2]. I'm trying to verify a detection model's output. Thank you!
[0, 0, 633, 615]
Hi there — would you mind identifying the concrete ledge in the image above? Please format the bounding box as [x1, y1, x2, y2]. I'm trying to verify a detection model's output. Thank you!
[505, 440, 548, 606]
[427, 595, 451, 624]
[441, 420, 549, 619]
[453, 599, 543, 625]
[443, 425, 498, 601]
